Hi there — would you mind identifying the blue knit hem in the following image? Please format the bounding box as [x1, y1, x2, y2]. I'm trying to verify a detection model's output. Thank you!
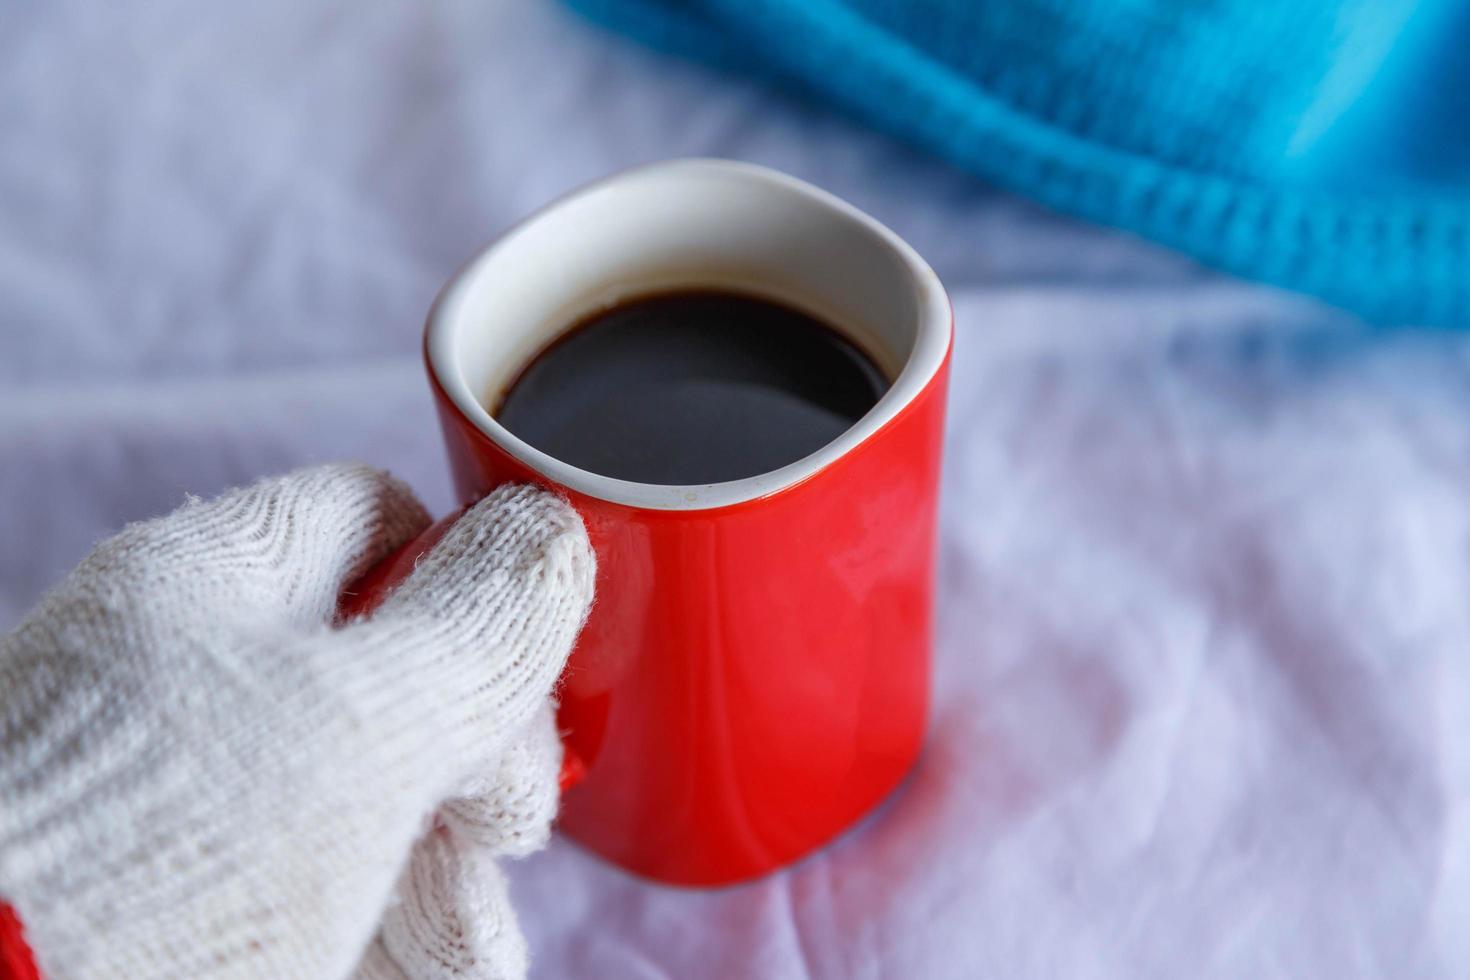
[564, 0, 1470, 326]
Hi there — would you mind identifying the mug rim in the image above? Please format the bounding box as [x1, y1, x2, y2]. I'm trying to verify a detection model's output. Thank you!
[424, 158, 952, 512]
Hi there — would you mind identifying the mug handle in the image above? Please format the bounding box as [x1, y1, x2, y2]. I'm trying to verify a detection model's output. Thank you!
[336, 507, 588, 792]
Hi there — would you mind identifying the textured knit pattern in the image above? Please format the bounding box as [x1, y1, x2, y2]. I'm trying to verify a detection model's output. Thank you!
[355, 830, 526, 980]
[0, 464, 595, 980]
[351, 709, 563, 980]
[564, 0, 1470, 326]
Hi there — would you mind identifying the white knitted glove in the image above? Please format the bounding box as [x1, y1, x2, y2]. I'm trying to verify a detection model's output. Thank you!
[0, 464, 595, 980]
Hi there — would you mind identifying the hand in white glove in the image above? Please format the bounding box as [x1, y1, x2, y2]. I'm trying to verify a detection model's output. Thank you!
[0, 464, 595, 980]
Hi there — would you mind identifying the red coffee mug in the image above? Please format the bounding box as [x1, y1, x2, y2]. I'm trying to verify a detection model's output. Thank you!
[342, 160, 952, 886]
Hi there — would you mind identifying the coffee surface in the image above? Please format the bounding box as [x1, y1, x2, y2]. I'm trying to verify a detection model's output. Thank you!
[494, 290, 888, 485]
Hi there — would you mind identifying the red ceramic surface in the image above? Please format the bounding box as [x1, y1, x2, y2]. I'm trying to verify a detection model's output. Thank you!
[343, 160, 952, 886]
[344, 347, 950, 887]
[435, 355, 948, 885]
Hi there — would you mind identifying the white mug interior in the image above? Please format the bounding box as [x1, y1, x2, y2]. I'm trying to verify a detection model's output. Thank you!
[426, 158, 950, 510]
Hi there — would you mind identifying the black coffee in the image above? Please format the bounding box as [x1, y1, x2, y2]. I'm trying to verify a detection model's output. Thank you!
[494, 289, 889, 485]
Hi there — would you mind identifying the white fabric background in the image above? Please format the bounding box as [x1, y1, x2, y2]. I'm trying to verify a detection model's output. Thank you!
[3, 2, 1469, 977]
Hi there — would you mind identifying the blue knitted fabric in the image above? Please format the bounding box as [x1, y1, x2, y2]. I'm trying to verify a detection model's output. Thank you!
[563, 0, 1470, 326]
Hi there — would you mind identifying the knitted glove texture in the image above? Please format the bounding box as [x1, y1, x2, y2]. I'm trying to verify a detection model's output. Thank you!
[0, 464, 594, 980]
